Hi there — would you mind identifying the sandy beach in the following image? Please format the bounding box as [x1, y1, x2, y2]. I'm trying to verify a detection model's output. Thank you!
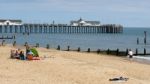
[0, 44, 150, 84]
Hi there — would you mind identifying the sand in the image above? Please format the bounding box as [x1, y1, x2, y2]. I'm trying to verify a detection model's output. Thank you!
[0, 44, 150, 84]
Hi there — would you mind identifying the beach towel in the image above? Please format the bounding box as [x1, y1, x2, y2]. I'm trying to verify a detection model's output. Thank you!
[109, 77, 129, 82]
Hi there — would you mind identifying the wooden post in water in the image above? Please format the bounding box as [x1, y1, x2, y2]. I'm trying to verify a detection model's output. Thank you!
[107, 49, 110, 54]
[57, 45, 60, 50]
[97, 49, 100, 54]
[13, 41, 16, 46]
[36, 43, 39, 48]
[2, 40, 5, 46]
[116, 48, 119, 56]
[135, 48, 138, 55]
[67, 46, 70, 51]
[13, 35, 16, 39]
[144, 48, 146, 55]
[46, 44, 50, 49]
[87, 48, 90, 53]
[137, 38, 139, 45]
[144, 31, 147, 45]
[77, 47, 80, 52]
[24, 42, 28, 46]
[126, 48, 128, 56]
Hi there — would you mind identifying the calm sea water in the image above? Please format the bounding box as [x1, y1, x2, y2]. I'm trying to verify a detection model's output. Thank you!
[1, 27, 150, 53]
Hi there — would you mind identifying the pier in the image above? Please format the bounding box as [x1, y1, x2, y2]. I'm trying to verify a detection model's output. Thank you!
[0, 24, 123, 34]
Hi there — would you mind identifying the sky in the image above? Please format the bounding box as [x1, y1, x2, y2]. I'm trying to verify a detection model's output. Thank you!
[0, 0, 150, 27]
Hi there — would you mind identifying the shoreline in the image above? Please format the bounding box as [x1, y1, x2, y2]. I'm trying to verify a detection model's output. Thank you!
[1, 44, 150, 65]
[0, 44, 150, 84]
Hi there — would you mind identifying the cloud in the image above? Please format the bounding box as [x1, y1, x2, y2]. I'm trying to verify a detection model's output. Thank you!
[0, 0, 150, 26]
[0, 0, 150, 13]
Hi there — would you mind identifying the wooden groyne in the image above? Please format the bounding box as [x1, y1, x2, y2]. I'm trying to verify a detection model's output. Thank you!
[0, 24, 123, 34]
[2, 41, 150, 56]
[0, 36, 15, 39]
[16, 42, 150, 56]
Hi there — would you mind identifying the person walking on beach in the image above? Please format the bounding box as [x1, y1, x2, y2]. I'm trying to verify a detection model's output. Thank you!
[128, 49, 133, 58]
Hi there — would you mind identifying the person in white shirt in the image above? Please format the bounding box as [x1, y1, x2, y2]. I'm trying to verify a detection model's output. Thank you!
[128, 49, 133, 58]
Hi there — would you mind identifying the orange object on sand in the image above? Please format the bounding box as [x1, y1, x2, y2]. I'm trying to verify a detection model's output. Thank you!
[27, 54, 33, 60]
[27, 54, 40, 60]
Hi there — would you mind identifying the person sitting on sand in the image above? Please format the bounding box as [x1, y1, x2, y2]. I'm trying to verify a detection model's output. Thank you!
[26, 50, 33, 60]
[15, 48, 21, 59]
[26, 46, 30, 56]
[26, 50, 40, 60]
[10, 49, 16, 59]
[19, 51, 25, 60]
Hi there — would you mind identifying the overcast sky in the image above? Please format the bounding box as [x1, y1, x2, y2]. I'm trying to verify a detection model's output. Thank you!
[0, 0, 150, 27]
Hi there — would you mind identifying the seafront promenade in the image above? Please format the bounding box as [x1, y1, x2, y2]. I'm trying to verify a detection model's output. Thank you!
[0, 44, 150, 84]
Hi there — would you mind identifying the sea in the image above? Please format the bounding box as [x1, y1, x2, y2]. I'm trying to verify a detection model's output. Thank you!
[1, 27, 150, 61]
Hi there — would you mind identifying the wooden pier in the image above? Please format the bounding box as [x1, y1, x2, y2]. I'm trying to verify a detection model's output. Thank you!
[0, 24, 123, 34]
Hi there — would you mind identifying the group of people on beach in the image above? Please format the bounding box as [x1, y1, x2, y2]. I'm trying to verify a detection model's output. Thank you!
[10, 48, 25, 60]
[10, 46, 40, 60]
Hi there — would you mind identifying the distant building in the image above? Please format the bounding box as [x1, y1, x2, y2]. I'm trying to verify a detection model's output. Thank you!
[70, 18, 100, 26]
[0, 19, 22, 25]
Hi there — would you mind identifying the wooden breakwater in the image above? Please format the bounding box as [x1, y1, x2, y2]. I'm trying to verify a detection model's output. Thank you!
[9, 41, 150, 56]
[1, 41, 150, 56]
[0, 36, 15, 39]
[0, 24, 123, 34]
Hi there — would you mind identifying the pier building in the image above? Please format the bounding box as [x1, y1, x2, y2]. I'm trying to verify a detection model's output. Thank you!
[70, 18, 100, 26]
[0, 19, 22, 25]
